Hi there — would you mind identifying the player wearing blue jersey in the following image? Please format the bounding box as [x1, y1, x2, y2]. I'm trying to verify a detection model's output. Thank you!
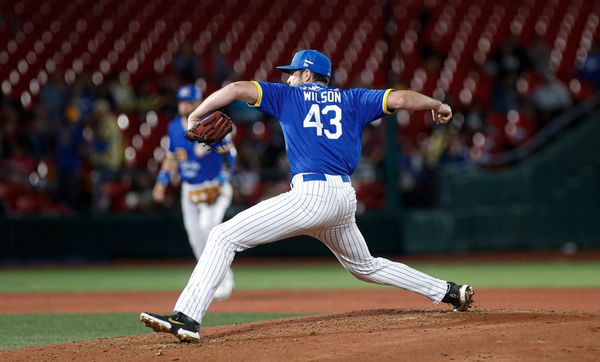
[152, 84, 236, 300]
[141, 50, 474, 342]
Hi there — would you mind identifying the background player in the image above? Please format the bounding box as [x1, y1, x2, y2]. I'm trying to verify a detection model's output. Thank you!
[141, 50, 474, 342]
[152, 84, 236, 300]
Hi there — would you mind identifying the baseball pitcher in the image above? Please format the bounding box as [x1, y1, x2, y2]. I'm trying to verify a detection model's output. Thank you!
[152, 84, 236, 300]
[142, 51, 474, 342]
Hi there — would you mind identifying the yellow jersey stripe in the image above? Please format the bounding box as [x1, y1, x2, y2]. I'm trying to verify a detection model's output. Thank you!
[382, 89, 394, 114]
[249, 81, 262, 107]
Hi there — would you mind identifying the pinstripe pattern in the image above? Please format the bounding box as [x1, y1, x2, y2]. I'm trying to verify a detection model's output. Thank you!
[180, 181, 234, 298]
[174, 174, 448, 322]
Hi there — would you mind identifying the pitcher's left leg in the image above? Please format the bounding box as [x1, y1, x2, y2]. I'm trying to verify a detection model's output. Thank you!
[204, 182, 235, 300]
[174, 189, 321, 322]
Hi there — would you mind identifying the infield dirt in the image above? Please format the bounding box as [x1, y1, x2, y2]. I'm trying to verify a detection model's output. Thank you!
[2, 288, 600, 361]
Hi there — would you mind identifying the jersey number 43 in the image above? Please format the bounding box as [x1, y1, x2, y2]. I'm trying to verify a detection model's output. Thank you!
[303, 104, 342, 140]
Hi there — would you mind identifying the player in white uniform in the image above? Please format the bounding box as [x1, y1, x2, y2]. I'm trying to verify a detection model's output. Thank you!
[141, 50, 474, 342]
[152, 84, 236, 300]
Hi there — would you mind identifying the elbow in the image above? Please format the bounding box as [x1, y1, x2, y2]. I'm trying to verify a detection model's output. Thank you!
[234, 81, 259, 104]
[228, 81, 253, 101]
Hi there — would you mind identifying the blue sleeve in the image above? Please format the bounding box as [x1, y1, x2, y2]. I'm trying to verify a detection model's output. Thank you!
[218, 143, 236, 185]
[224, 147, 235, 172]
[167, 123, 176, 153]
[351, 88, 395, 126]
[248, 81, 291, 119]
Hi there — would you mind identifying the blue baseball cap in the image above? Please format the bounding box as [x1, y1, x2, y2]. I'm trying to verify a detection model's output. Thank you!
[176, 84, 202, 101]
[276, 50, 332, 78]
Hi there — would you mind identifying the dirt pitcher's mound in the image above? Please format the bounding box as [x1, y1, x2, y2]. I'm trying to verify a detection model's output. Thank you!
[3, 309, 599, 361]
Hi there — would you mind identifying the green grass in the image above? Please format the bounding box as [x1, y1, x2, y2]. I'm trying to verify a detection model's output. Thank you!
[1, 261, 599, 350]
[416, 262, 600, 288]
[0, 312, 304, 350]
[0, 261, 599, 292]
[237, 262, 600, 289]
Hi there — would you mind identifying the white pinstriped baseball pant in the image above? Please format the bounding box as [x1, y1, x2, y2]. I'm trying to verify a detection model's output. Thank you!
[174, 173, 448, 322]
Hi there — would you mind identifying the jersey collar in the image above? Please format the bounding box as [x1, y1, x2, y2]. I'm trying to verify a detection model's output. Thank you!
[300, 82, 326, 90]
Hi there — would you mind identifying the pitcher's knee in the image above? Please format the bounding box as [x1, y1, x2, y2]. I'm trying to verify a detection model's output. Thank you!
[343, 257, 381, 281]
[207, 223, 248, 253]
[207, 224, 231, 248]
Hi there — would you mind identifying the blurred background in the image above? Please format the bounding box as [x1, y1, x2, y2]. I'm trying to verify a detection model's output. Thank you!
[1, 0, 599, 261]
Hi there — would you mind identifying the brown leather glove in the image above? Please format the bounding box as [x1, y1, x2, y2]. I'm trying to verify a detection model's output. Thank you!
[185, 111, 233, 144]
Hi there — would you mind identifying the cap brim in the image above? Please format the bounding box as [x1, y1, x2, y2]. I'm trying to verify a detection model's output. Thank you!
[276, 65, 300, 74]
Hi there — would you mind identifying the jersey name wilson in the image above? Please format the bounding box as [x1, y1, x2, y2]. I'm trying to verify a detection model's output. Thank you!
[303, 90, 341, 103]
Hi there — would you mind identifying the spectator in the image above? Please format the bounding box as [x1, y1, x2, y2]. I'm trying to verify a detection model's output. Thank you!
[486, 34, 531, 77]
[0, 103, 19, 160]
[579, 41, 600, 89]
[440, 134, 469, 166]
[172, 42, 202, 82]
[463, 101, 485, 134]
[6, 143, 36, 182]
[0, 118, 6, 163]
[399, 142, 428, 207]
[71, 76, 96, 121]
[108, 73, 137, 112]
[526, 34, 551, 75]
[355, 123, 386, 182]
[136, 80, 166, 114]
[124, 171, 155, 212]
[1, 12, 585, 215]
[25, 107, 49, 160]
[210, 42, 232, 86]
[89, 100, 124, 210]
[40, 70, 69, 126]
[225, 95, 264, 122]
[490, 72, 520, 114]
[528, 71, 573, 125]
[54, 104, 85, 209]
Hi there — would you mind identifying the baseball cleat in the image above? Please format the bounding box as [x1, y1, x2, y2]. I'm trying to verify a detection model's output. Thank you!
[140, 311, 200, 343]
[442, 282, 474, 311]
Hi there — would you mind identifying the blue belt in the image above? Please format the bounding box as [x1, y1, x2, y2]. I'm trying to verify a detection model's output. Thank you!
[302, 174, 350, 183]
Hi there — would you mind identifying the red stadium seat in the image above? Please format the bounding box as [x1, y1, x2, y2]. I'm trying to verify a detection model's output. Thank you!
[0, 181, 30, 210]
[2, 0, 598, 188]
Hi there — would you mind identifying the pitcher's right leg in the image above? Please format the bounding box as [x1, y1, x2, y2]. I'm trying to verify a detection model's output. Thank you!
[315, 222, 448, 303]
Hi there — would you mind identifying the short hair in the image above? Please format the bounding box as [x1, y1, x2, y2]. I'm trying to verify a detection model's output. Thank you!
[311, 71, 330, 85]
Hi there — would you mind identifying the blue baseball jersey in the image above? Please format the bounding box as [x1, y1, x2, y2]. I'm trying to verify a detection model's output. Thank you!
[167, 116, 233, 184]
[250, 81, 393, 176]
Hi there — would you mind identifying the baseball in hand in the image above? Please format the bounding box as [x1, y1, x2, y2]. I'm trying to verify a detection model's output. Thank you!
[432, 103, 452, 125]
